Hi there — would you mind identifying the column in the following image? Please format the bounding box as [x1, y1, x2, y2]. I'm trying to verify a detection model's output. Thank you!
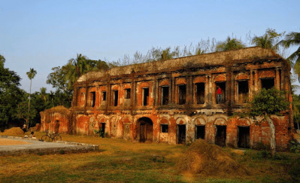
[276, 68, 280, 90]
[254, 70, 258, 92]
[205, 75, 209, 104]
[249, 70, 253, 100]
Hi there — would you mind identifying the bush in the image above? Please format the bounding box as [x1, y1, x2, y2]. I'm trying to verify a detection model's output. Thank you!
[289, 140, 300, 153]
[59, 149, 65, 154]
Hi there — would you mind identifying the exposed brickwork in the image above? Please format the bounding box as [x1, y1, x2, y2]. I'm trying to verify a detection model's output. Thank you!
[40, 47, 294, 151]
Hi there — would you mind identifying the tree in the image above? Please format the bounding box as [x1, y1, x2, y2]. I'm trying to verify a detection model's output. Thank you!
[279, 31, 300, 79]
[216, 37, 245, 52]
[249, 88, 289, 156]
[252, 28, 283, 51]
[0, 54, 24, 130]
[26, 68, 37, 129]
[14, 94, 37, 128]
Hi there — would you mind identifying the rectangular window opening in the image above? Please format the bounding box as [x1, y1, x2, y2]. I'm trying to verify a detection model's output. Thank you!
[196, 125, 205, 139]
[215, 125, 226, 147]
[238, 126, 250, 148]
[90, 92, 96, 107]
[238, 81, 249, 103]
[102, 91, 106, 101]
[161, 124, 168, 133]
[216, 82, 226, 104]
[162, 86, 169, 105]
[178, 85, 186, 105]
[261, 78, 274, 90]
[125, 89, 131, 99]
[196, 83, 205, 104]
[113, 90, 118, 106]
[177, 125, 186, 144]
[143, 88, 149, 106]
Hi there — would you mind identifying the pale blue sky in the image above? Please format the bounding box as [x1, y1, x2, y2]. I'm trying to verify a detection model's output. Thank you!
[0, 0, 299, 93]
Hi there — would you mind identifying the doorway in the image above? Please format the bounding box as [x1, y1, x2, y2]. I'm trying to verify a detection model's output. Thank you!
[238, 81, 249, 103]
[177, 125, 186, 144]
[215, 125, 226, 147]
[195, 83, 205, 104]
[137, 117, 153, 142]
[195, 125, 205, 139]
[100, 123, 105, 138]
[238, 126, 250, 148]
[216, 82, 226, 104]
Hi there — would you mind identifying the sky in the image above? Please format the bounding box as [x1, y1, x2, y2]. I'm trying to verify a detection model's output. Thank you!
[0, 0, 299, 93]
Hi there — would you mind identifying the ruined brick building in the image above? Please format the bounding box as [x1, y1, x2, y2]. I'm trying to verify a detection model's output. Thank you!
[40, 47, 294, 151]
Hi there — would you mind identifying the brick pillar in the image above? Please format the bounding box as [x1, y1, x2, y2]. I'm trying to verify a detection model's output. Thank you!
[154, 77, 158, 106]
[172, 76, 175, 104]
[281, 68, 284, 90]
[208, 74, 213, 104]
[254, 70, 258, 92]
[187, 75, 193, 104]
[276, 68, 280, 90]
[211, 75, 216, 104]
[235, 80, 238, 103]
[205, 75, 209, 104]
[231, 72, 235, 105]
[249, 70, 253, 101]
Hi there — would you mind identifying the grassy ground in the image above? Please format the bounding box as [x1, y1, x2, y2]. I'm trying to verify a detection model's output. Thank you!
[0, 131, 300, 183]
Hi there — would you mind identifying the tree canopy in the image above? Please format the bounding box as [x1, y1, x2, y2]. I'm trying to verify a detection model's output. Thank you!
[215, 37, 245, 52]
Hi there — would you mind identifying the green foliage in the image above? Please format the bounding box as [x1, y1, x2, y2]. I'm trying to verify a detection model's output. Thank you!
[26, 68, 37, 81]
[289, 140, 300, 153]
[14, 94, 37, 127]
[252, 28, 283, 51]
[216, 37, 245, 52]
[59, 150, 65, 154]
[0, 54, 24, 130]
[94, 128, 104, 137]
[249, 88, 289, 117]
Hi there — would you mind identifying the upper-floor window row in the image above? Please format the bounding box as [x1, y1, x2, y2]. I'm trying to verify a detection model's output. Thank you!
[82, 73, 277, 107]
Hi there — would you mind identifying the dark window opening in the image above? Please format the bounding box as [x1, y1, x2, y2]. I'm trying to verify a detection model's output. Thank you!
[125, 89, 131, 99]
[113, 91, 118, 106]
[161, 124, 168, 133]
[143, 88, 149, 106]
[100, 123, 105, 138]
[196, 125, 205, 139]
[216, 82, 226, 104]
[90, 92, 96, 107]
[215, 125, 226, 147]
[177, 125, 186, 144]
[238, 81, 249, 103]
[196, 83, 205, 104]
[161, 86, 169, 105]
[238, 126, 250, 148]
[178, 85, 186, 105]
[102, 91, 106, 101]
[261, 78, 274, 90]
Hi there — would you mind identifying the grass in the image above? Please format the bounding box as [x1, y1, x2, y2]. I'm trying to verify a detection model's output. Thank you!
[0, 131, 300, 183]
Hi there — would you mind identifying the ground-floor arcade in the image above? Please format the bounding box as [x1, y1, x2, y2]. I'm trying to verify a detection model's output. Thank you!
[40, 109, 292, 151]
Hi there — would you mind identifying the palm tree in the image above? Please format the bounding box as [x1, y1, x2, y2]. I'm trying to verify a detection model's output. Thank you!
[252, 29, 282, 52]
[26, 68, 37, 128]
[216, 37, 245, 52]
[279, 31, 300, 67]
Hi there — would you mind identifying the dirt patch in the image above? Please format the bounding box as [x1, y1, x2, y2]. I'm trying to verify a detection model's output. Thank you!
[1, 127, 24, 136]
[0, 138, 30, 146]
[175, 139, 249, 177]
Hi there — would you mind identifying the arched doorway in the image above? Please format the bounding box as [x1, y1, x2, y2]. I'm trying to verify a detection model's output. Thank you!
[137, 117, 153, 143]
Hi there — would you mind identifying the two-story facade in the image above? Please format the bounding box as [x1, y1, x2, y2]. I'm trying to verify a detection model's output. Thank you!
[40, 47, 294, 151]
